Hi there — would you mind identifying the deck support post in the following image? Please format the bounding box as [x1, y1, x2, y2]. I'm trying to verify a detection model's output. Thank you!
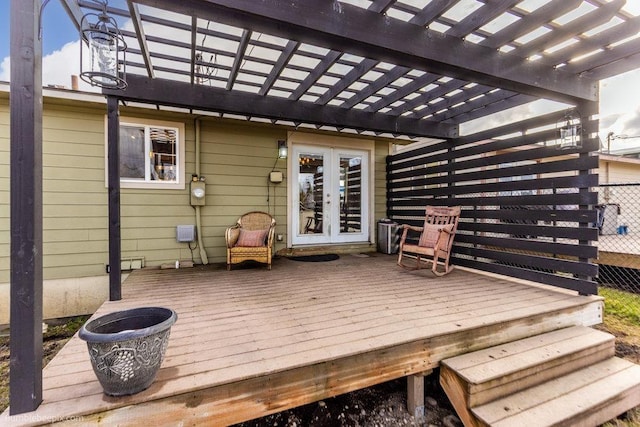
[407, 370, 431, 419]
[107, 96, 122, 301]
[9, 0, 43, 414]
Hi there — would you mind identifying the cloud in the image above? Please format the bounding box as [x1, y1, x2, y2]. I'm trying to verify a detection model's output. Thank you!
[0, 56, 8, 81]
[0, 40, 98, 92]
[611, 106, 640, 139]
[42, 40, 98, 92]
[460, 98, 567, 136]
[599, 69, 640, 133]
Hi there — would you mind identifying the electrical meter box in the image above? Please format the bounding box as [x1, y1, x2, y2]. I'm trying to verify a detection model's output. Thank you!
[190, 181, 206, 206]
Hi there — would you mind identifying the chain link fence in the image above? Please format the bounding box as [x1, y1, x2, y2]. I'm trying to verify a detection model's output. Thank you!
[597, 183, 640, 319]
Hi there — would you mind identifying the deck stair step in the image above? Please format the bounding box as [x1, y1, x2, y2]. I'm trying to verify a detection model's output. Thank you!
[440, 326, 640, 426]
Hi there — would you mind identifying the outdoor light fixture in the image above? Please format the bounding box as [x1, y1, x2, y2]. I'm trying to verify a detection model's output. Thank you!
[80, 0, 127, 89]
[556, 110, 582, 150]
[278, 140, 288, 159]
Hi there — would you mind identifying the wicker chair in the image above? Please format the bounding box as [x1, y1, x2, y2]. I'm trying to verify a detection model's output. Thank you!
[397, 206, 461, 276]
[225, 211, 276, 270]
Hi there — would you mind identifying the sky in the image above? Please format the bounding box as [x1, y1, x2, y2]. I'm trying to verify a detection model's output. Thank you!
[1, 1, 640, 150]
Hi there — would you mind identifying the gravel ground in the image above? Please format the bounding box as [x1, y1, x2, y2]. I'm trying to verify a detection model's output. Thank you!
[234, 374, 463, 427]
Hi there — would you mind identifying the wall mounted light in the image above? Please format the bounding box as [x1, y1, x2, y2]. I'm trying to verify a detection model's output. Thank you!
[80, 0, 127, 89]
[556, 110, 581, 150]
[278, 140, 288, 159]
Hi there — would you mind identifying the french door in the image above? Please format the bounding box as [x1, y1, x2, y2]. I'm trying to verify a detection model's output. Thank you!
[291, 145, 369, 245]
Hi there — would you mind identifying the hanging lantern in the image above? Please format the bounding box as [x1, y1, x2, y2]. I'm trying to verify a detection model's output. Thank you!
[556, 110, 581, 150]
[80, 0, 127, 89]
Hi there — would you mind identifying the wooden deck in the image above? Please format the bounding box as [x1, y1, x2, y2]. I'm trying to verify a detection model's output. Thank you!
[1, 254, 603, 426]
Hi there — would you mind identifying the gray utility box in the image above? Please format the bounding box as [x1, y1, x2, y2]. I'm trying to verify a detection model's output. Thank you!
[377, 220, 401, 254]
[176, 225, 196, 242]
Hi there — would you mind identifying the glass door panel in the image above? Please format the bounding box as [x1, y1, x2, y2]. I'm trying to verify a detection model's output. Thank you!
[339, 154, 362, 234]
[293, 147, 329, 245]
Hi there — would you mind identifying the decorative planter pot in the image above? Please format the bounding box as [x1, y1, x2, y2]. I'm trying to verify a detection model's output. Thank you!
[79, 306, 177, 396]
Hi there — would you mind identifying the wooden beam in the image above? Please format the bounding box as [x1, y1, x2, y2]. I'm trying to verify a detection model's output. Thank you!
[414, 84, 495, 120]
[513, 0, 624, 60]
[388, 78, 468, 116]
[446, 93, 535, 125]
[127, 0, 155, 79]
[106, 74, 458, 138]
[107, 97, 122, 301]
[190, 16, 197, 85]
[9, 0, 43, 414]
[365, 72, 440, 113]
[289, 50, 341, 101]
[446, 0, 519, 38]
[408, 0, 459, 26]
[564, 42, 640, 75]
[340, 65, 410, 110]
[226, 29, 252, 90]
[407, 371, 432, 419]
[60, 0, 83, 33]
[481, 0, 582, 49]
[586, 51, 640, 80]
[546, 15, 640, 67]
[316, 58, 378, 105]
[367, 0, 394, 14]
[259, 40, 299, 96]
[131, 0, 599, 103]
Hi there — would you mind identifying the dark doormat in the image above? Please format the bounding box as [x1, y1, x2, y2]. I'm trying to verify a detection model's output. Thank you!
[288, 254, 339, 262]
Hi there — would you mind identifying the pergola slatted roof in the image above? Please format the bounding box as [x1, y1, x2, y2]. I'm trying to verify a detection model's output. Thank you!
[65, 0, 640, 138]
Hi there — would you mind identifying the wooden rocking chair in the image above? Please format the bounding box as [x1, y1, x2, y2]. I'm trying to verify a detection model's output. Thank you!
[397, 206, 461, 276]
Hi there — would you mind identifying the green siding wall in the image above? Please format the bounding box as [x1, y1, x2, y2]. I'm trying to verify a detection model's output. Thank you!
[374, 139, 391, 222]
[0, 101, 8, 278]
[0, 94, 391, 284]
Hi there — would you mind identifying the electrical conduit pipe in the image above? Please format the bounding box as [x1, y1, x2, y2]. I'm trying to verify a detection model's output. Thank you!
[195, 118, 209, 264]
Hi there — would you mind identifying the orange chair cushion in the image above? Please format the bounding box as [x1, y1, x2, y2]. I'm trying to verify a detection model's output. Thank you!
[418, 224, 453, 248]
[236, 229, 268, 247]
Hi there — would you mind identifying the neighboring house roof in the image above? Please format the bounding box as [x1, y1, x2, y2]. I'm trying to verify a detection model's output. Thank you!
[600, 152, 640, 166]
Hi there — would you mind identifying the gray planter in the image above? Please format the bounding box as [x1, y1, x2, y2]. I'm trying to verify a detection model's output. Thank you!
[79, 306, 177, 396]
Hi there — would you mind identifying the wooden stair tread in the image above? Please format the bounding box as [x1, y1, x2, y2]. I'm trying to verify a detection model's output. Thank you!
[439, 327, 620, 427]
[442, 326, 614, 388]
[472, 357, 640, 427]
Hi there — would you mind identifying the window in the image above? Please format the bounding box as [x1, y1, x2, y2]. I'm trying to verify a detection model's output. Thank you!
[107, 117, 185, 189]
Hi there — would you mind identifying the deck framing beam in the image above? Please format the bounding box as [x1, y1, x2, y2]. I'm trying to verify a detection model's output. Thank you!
[105, 74, 458, 138]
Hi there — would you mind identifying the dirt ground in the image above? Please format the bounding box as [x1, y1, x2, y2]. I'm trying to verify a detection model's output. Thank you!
[233, 374, 462, 427]
[0, 317, 639, 426]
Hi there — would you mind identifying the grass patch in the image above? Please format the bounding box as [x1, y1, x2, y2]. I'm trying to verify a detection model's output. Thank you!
[598, 287, 640, 427]
[0, 315, 88, 414]
[600, 287, 640, 324]
[598, 286, 640, 352]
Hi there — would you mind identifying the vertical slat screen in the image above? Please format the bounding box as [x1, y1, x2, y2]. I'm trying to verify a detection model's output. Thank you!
[387, 107, 599, 295]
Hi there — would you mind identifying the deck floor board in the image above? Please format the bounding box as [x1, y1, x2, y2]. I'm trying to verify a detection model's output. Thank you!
[2, 254, 603, 426]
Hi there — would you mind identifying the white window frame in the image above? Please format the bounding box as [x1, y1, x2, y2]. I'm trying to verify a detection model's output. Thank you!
[104, 116, 186, 190]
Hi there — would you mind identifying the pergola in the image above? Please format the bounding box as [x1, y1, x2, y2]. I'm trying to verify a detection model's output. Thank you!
[10, 0, 640, 415]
